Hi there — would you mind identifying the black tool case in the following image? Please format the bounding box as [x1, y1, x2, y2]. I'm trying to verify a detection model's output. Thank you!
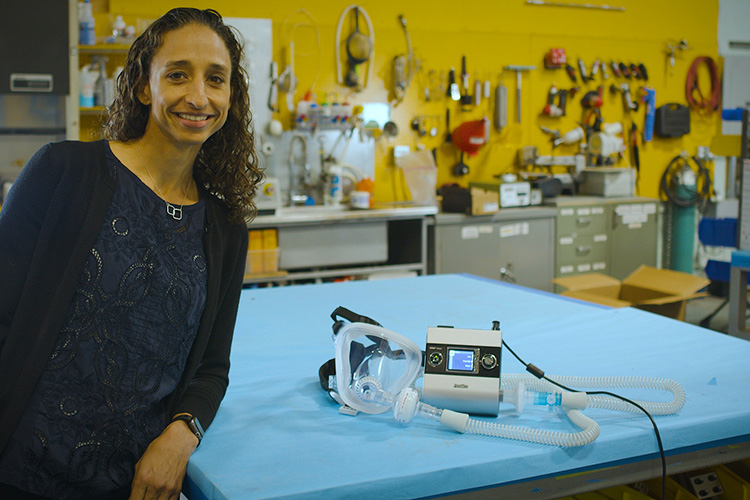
[655, 103, 691, 137]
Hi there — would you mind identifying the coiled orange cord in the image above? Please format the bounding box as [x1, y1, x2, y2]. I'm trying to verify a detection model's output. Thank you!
[686, 56, 721, 114]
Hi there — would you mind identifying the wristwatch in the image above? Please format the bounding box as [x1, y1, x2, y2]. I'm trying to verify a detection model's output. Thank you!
[172, 413, 204, 446]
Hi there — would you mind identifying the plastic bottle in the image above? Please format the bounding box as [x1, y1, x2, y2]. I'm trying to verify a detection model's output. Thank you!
[79, 65, 98, 107]
[326, 166, 342, 206]
[78, 0, 96, 45]
[93, 58, 108, 106]
[112, 15, 126, 38]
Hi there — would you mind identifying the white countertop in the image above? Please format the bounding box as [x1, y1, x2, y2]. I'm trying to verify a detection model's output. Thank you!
[251, 203, 438, 225]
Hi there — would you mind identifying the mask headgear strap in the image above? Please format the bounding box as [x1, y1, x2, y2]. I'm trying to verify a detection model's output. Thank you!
[320, 306, 384, 401]
[330, 306, 382, 335]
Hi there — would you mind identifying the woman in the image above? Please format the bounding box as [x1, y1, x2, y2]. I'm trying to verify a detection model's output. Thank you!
[0, 8, 261, 499]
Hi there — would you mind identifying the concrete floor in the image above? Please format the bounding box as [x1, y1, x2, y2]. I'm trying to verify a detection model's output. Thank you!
[684, 294, 731, 333]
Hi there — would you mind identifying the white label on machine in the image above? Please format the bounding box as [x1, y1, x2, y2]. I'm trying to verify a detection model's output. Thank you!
[593, 262, 606, 270]
[560, 265, 575, 274]
[594, 234, 608, 242]
[461, 226, 480, 240]
[577, 208, 591, 216]
[592, 207, 605, 215]
[561, 208, 575, 216]
[577, 263, 592, 272]
[560, 236, 574, 245]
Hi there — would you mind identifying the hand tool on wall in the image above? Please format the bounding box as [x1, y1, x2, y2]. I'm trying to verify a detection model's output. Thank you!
[277, 41, 298, 110]
[503, 65, 536, 123]
[641, 86, 656, 141]
[267, 61, 279, 113]
[392, 14, 417, 105]
[474, 79, 482, 107]
[447, 68, 460, 101]
[445, 108, 452, 142]
[577, 58, 588, 82]
[665, 39, 690, 76]
[460, 56, 472, 106]
[610, 82, 637, 111]
[335, 5, 375, 91]
[590, 59, 600, 81]
[629, 63, 642, 79]
[630, 122, 640, 176]
[610, 61, 622, 78]
[581, 85, 603, 109]
[618, 62, 631, 79]
[494, 81, 508, 131]
[638, 63, 649, 81]
[565, 63, 577, 82]
[600, 60, 609, 80]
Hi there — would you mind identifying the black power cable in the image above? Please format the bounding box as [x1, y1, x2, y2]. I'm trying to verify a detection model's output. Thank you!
[659, 154, 712, 210]
[500, 337, 668, 500]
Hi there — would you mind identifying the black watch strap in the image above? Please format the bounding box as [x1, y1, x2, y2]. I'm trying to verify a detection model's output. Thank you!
[173, 414, 204, 446]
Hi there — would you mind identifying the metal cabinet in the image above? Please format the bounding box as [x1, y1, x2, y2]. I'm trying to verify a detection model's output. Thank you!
[429, 209, 556, 292]
[609, 200, 659, 279]
[245, 207, 435, 285]
[547, 196, 659, 280]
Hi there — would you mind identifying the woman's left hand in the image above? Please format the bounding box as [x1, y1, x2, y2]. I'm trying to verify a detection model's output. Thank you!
[129, 420, 199, 500]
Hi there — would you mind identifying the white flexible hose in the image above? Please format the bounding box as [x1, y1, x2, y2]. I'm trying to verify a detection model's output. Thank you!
[463, 408, 600, 447]
[501, 373, 686, 415]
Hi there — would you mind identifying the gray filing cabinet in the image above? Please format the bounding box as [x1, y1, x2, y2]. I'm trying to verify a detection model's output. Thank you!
[546, 196, 659, 280]
[429, 208, 557, 292]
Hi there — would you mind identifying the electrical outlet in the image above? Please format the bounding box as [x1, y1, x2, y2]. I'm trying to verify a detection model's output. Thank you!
[688, 471, 723, 499]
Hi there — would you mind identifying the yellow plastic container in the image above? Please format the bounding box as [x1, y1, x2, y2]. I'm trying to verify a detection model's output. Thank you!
[717, 465, 750, 500]
[645, 477, 699, 500]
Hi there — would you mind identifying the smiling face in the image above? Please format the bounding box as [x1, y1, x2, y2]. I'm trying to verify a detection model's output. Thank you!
[139, 23, 232, 151]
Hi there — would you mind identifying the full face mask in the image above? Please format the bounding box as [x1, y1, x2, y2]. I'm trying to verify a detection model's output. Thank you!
[320, 307, 423, 414]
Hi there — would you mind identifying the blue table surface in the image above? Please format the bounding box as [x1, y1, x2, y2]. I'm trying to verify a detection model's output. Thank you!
[184, 274, 750, 500]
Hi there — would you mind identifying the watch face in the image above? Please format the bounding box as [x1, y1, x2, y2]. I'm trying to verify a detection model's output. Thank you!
[191, 417, 204, 439]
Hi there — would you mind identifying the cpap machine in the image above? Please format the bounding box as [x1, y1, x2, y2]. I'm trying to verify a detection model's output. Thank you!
[319, 307, 686, 447]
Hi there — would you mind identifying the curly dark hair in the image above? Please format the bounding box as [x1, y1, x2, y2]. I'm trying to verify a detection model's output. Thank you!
[103, 7, 262, 223]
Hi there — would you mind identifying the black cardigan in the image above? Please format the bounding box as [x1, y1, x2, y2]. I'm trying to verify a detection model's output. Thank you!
[0, 140, 248, 452]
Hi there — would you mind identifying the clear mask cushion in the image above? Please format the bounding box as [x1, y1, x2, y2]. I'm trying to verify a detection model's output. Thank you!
[334, 323, 423, 414]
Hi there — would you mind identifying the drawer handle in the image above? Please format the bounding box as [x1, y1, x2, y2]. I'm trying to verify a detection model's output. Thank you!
[499, 264, 517, 283]
[576, 245, 592, 255]
[577, 217, 592, 226]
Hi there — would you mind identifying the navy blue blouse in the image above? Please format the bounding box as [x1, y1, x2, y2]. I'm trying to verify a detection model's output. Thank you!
[0, 145, 207, 499]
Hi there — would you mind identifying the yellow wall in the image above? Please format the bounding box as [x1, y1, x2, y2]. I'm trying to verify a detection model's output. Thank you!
[91, 0, 736, 203]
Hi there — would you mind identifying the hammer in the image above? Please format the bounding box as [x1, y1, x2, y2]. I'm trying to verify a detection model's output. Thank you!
[504, 65, 536, 123]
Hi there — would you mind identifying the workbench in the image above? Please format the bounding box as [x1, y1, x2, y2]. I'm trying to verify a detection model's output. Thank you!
[183, 274, 750, 500]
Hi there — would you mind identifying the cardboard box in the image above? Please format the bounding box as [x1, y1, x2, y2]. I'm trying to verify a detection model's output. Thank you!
[440, 185, 499, 215]
[469, 187, 499, 215]
[579, 167, 636, 197]
[552, 265, 710, 320]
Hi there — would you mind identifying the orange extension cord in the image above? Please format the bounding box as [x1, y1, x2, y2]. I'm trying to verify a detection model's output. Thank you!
[686, 56, 721, 114]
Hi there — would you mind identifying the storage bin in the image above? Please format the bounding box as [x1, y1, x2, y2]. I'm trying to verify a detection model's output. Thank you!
[245, 248, 280, 276]
[717, 465, 750, 500]
[645, 477, 699, 500]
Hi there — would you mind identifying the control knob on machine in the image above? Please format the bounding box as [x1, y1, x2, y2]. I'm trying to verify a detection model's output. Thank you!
[428, 352, 443, 367]
[481, 353, 497, 370]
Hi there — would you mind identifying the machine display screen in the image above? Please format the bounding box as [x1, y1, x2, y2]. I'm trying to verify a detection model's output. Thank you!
[447, 349, 475, 372]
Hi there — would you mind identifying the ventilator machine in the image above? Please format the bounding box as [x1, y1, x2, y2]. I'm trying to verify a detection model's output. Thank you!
[319, 307, 686, 447]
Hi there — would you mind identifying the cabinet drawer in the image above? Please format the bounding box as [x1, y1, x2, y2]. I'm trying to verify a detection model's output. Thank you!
[557, 233, 608, 273]
[279, 221, 387, 269]
[557, 206, 607, 235]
